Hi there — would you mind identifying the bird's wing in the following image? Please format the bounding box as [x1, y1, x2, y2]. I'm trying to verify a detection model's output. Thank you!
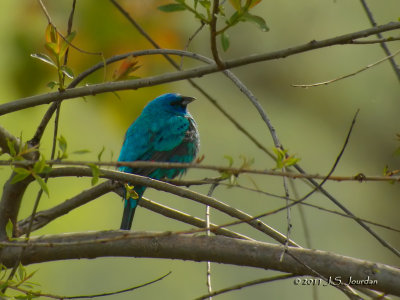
[131, 115, 198, 178]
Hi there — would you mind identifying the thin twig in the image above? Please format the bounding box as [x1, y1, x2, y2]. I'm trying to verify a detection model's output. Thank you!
[292, 47, 400, 88]
[359, 0, 400, 81]
[195, 274, 296, 300]
[210, 0, 224, 68]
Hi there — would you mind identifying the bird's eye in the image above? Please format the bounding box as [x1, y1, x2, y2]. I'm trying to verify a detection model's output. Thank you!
[170, 100, 184, 107]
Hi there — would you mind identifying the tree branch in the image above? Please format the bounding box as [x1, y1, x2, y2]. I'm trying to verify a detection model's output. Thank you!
[45, 167, 300, 247]
[0, 231, 399, 296]
[1, 22, 400, 115]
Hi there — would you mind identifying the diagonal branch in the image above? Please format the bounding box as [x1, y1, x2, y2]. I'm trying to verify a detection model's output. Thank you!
[45, 167, 300, 246]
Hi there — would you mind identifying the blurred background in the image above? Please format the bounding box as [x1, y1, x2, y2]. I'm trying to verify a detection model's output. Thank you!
[0, 0, 399, 299]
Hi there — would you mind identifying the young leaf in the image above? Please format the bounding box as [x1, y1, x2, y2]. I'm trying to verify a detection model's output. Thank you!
[59, 31, 76, 58]
[221, 32, 230, 51]
[223, 155, 234, 167]
[46, 81, 59, 89]
[112, 56, 141, 81]
[71, 149, 91, 155]
[30, 53, 58, 68]
[241, 12, 269, 31]
[6, 138, 16, 157]
[60, 66, 74, 79]
[97, 146, 105, 162]
[57, 135, 68, 159]
[45, 23, 58, 44]
[33, 174, 49, 196]
[87, 163, 101, 186]
[125, 184, 139, 200]
[33, 155, 47, 174]
[17, 263, 26, 282]
[11, 168, 31, 184]
[5, 219, 13, 239]
[158, 3, 186, 12]
[229, 0, 242, 11]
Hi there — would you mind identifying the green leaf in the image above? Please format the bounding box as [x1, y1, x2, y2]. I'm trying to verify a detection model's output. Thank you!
[57, 135, 68, 159]
[158, 3, 186, 12]
[46, 81, 59, 89]
[224, 155, 234, 167]
[125, 184, 139, 200]
[33, 174, 49, 196]
[5, 219, 13, 239]
[71, 149, 91, 155]
[17, 262, 26, 281]
[97, 146, 105, 162]
[6, 138, 16, 157]
[221, 32, 230, 51]
[199, 0, 211, 9]
[87, 163, 101, 186]
[241, 12, 269, 31]
[30, 53, 58, 68]
[11, 168, 31, 184]
[33, 155, 47, 173]
[60, 65, 74, 79]
[59, 31, 76, 58]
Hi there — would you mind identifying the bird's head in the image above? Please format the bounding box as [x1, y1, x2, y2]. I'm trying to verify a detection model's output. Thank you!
[144, 93, 196, 115]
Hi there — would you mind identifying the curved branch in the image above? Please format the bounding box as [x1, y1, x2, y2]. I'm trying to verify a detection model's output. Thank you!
[1, 21, 400, 115]
[46, 167, 299, 247]
[0, 231, 399, 296]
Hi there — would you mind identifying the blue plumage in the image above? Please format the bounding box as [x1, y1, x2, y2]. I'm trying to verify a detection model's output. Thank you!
[118, 93, 200, 230]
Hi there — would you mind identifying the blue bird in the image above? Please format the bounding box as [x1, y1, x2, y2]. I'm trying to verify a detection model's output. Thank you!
[118, 93, 200, 230]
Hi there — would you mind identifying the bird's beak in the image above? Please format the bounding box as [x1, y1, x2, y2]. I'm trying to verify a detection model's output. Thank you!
[181, 96, 196, 105]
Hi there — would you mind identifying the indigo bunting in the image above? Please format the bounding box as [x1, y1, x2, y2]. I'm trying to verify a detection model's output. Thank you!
[118, 93, 199, 230]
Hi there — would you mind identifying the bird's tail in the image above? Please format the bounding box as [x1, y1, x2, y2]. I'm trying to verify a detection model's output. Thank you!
[120, 200, 137, 230]
[120, 186, 145, 230]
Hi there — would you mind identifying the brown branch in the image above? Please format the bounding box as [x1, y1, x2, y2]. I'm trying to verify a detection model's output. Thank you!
[0, 231, 399, 296]
[3, 159, 400, 183]
[2, 22, 400, 116]
[45, 167, 299, 247]
[210, 0, 224, 68]
[16, 180, 251, 241]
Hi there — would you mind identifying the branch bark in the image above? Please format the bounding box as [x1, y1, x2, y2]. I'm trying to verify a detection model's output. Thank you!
[1, 22, 400, 115]
[0, 231, 398, 296]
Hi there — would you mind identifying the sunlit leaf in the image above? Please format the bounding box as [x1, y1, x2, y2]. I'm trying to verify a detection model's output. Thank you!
[229, 0, 242, 11]
[199, 0, 211, 9]
[241, 12, 269, 31]
[97, 146, 105, 162]
[33, 174, 49, 196]
[46, 81, 59, 89]
[125, 184, 139, 200]
[87, 163, 101, 186]
[6, 138, 16, 157]
[221, 32, 230, 51]
[57, 135, 68, 159]
[223, 155, 234, 167]
[247, 0, 262, 9]
[11, 168, 31, 184]
[71, 149, 91, 155]
[30, 53, 57, 68]
[158, 3, 186, 12]
[45, 23, 58, 44]
[59, 31, 76, 58]
[17, 263, 26, 281]
[61, 66, 74, 79]
[45, 42, 60, 57]
[6, 219, 13, 239]
[33, 156, 47, 173]
[112, 56, 141, 81]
